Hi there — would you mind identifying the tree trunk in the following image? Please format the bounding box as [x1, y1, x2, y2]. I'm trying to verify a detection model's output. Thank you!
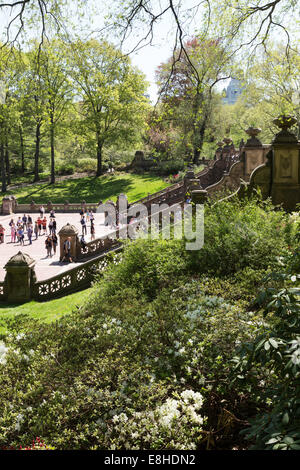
[192, 90, 202, 165]
[34, 121, 41, 182]
[19, 125, 25, 175]
[0, 140, 6, 193]
[96, 130, 103, 176]
[50, 116, 55, 184]
[5, 133, 11, 185]
[193, 119, 207, 165]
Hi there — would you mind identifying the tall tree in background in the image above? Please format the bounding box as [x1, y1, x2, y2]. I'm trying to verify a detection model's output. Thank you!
[156, 37, 230, 163]
[39, 40, 72, 184]
[69, 39, 149, 176]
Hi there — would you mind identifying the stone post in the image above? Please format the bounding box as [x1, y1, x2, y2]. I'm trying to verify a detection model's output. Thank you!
[2, 196, 14, 215]
[215, 141, 224, 160]
[191, 189, 208, 204]
[4, 252, 36, 303]
[116, 193, 128, 226]
[271, 115, 300, 211]
[58, 223, 80, 261]
[243, 127, 265, 180]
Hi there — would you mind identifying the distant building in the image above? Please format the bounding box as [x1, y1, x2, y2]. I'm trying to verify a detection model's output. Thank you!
[222, 78, 243, 105]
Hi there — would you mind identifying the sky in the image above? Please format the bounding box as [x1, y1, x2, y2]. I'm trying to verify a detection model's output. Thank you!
[0, 0, 294, 103]
[0, 0, 213, 103]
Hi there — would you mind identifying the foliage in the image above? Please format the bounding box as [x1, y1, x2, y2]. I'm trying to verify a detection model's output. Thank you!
[0, 198, 297, 450]
[189, 196, 295, 275]
[232, 231, 300, 450]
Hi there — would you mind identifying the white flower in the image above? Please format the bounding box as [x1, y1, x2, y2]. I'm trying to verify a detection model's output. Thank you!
[291, 275, 297, 282]
[0, 342, 9, 365]
[16, 333, 25, 341]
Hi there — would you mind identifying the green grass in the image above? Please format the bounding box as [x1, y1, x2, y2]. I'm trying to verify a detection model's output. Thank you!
[0, 288, 92, 335]
[5, 172, 169, 204]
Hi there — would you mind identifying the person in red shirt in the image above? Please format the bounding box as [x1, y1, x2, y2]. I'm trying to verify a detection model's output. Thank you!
[37, 217, 42, 236]
[42, 217, 47, 235]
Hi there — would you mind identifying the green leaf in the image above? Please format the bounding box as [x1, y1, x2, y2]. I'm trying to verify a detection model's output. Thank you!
[269, 338, 278, 349]
[282, 412, 289, 425]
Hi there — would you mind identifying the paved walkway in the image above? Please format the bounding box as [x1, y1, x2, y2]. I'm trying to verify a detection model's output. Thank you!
[0, 212, 113, 281]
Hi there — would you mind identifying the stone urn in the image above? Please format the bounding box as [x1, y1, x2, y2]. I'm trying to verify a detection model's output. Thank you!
[245, 127, 262, 147]
[273, 115, 298, 144]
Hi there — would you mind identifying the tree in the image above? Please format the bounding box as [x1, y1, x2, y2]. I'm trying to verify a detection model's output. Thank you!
[69, 39, 149, 176]
[156, 37, 231, 163]
[36, 40, 72, 184]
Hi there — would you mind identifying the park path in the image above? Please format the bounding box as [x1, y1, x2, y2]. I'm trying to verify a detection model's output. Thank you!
[0, 211, 112, 281]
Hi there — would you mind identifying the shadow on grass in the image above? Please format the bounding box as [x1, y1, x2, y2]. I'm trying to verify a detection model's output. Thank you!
[8, 174, 167, 204]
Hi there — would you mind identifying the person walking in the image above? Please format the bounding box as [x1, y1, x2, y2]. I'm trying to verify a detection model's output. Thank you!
[27, 224, 33, 245]
[90, 220, 95, 240]
[10, 222, 16, 243]
[18, 227, 25, 246]
[52, 233, 58, 255]
[34, 221, 39, 240]
[45, 236, 53, 258]
[22, 214, 27, 229]
[63, 237, 72, 263]
[37, 217, 42, 236]
[48, 219, 53, 235]
[52, 219, 57, 234]
[0, 225, 5, 244]
[39, 205, 45, 218]
[80, 215, 87, 235]
[27, 215, 33, 227]
[42, 217, 47, 235]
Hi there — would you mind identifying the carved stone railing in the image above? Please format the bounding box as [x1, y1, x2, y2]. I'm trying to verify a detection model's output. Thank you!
[78, 234, 122, 260]
[14, 201, 100, 214]
[33, 247, 122, 301]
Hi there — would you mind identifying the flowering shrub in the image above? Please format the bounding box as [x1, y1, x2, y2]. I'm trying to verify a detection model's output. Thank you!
[1, 437, 54, 450]
[233, 228, 300, 449]
[0, 199, 296, 450]
[108, 390, 205, 450]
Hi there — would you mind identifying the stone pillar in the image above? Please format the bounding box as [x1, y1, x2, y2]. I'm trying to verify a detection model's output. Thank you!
[214, 142, 224, 160]
[2, 196, 14, 215]
[58, 223, 80, 261]
[4, 252, 36, 303]
[243, 127, 265, 180]
[191, 189, 208, 204]
[116, 193, 128, 225]
[271, 115, 300, 211]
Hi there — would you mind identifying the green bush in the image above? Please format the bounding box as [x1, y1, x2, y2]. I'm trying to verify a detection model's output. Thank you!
[56, 162, 75, 176]
[76, 158, 97, 173]
[189, 197, 295, 275]
[156, 160, 185, 176]
[232, 233, 300, 450]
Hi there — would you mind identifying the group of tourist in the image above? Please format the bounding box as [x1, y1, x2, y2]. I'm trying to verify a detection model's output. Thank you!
[0, 207, 98, 264]
[79, 208, 95, 240]
[4, 211, 57, 247]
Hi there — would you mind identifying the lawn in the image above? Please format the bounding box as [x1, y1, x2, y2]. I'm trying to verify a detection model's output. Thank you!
[5, 173, 169, 204]
[0, 288, 92, 336]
